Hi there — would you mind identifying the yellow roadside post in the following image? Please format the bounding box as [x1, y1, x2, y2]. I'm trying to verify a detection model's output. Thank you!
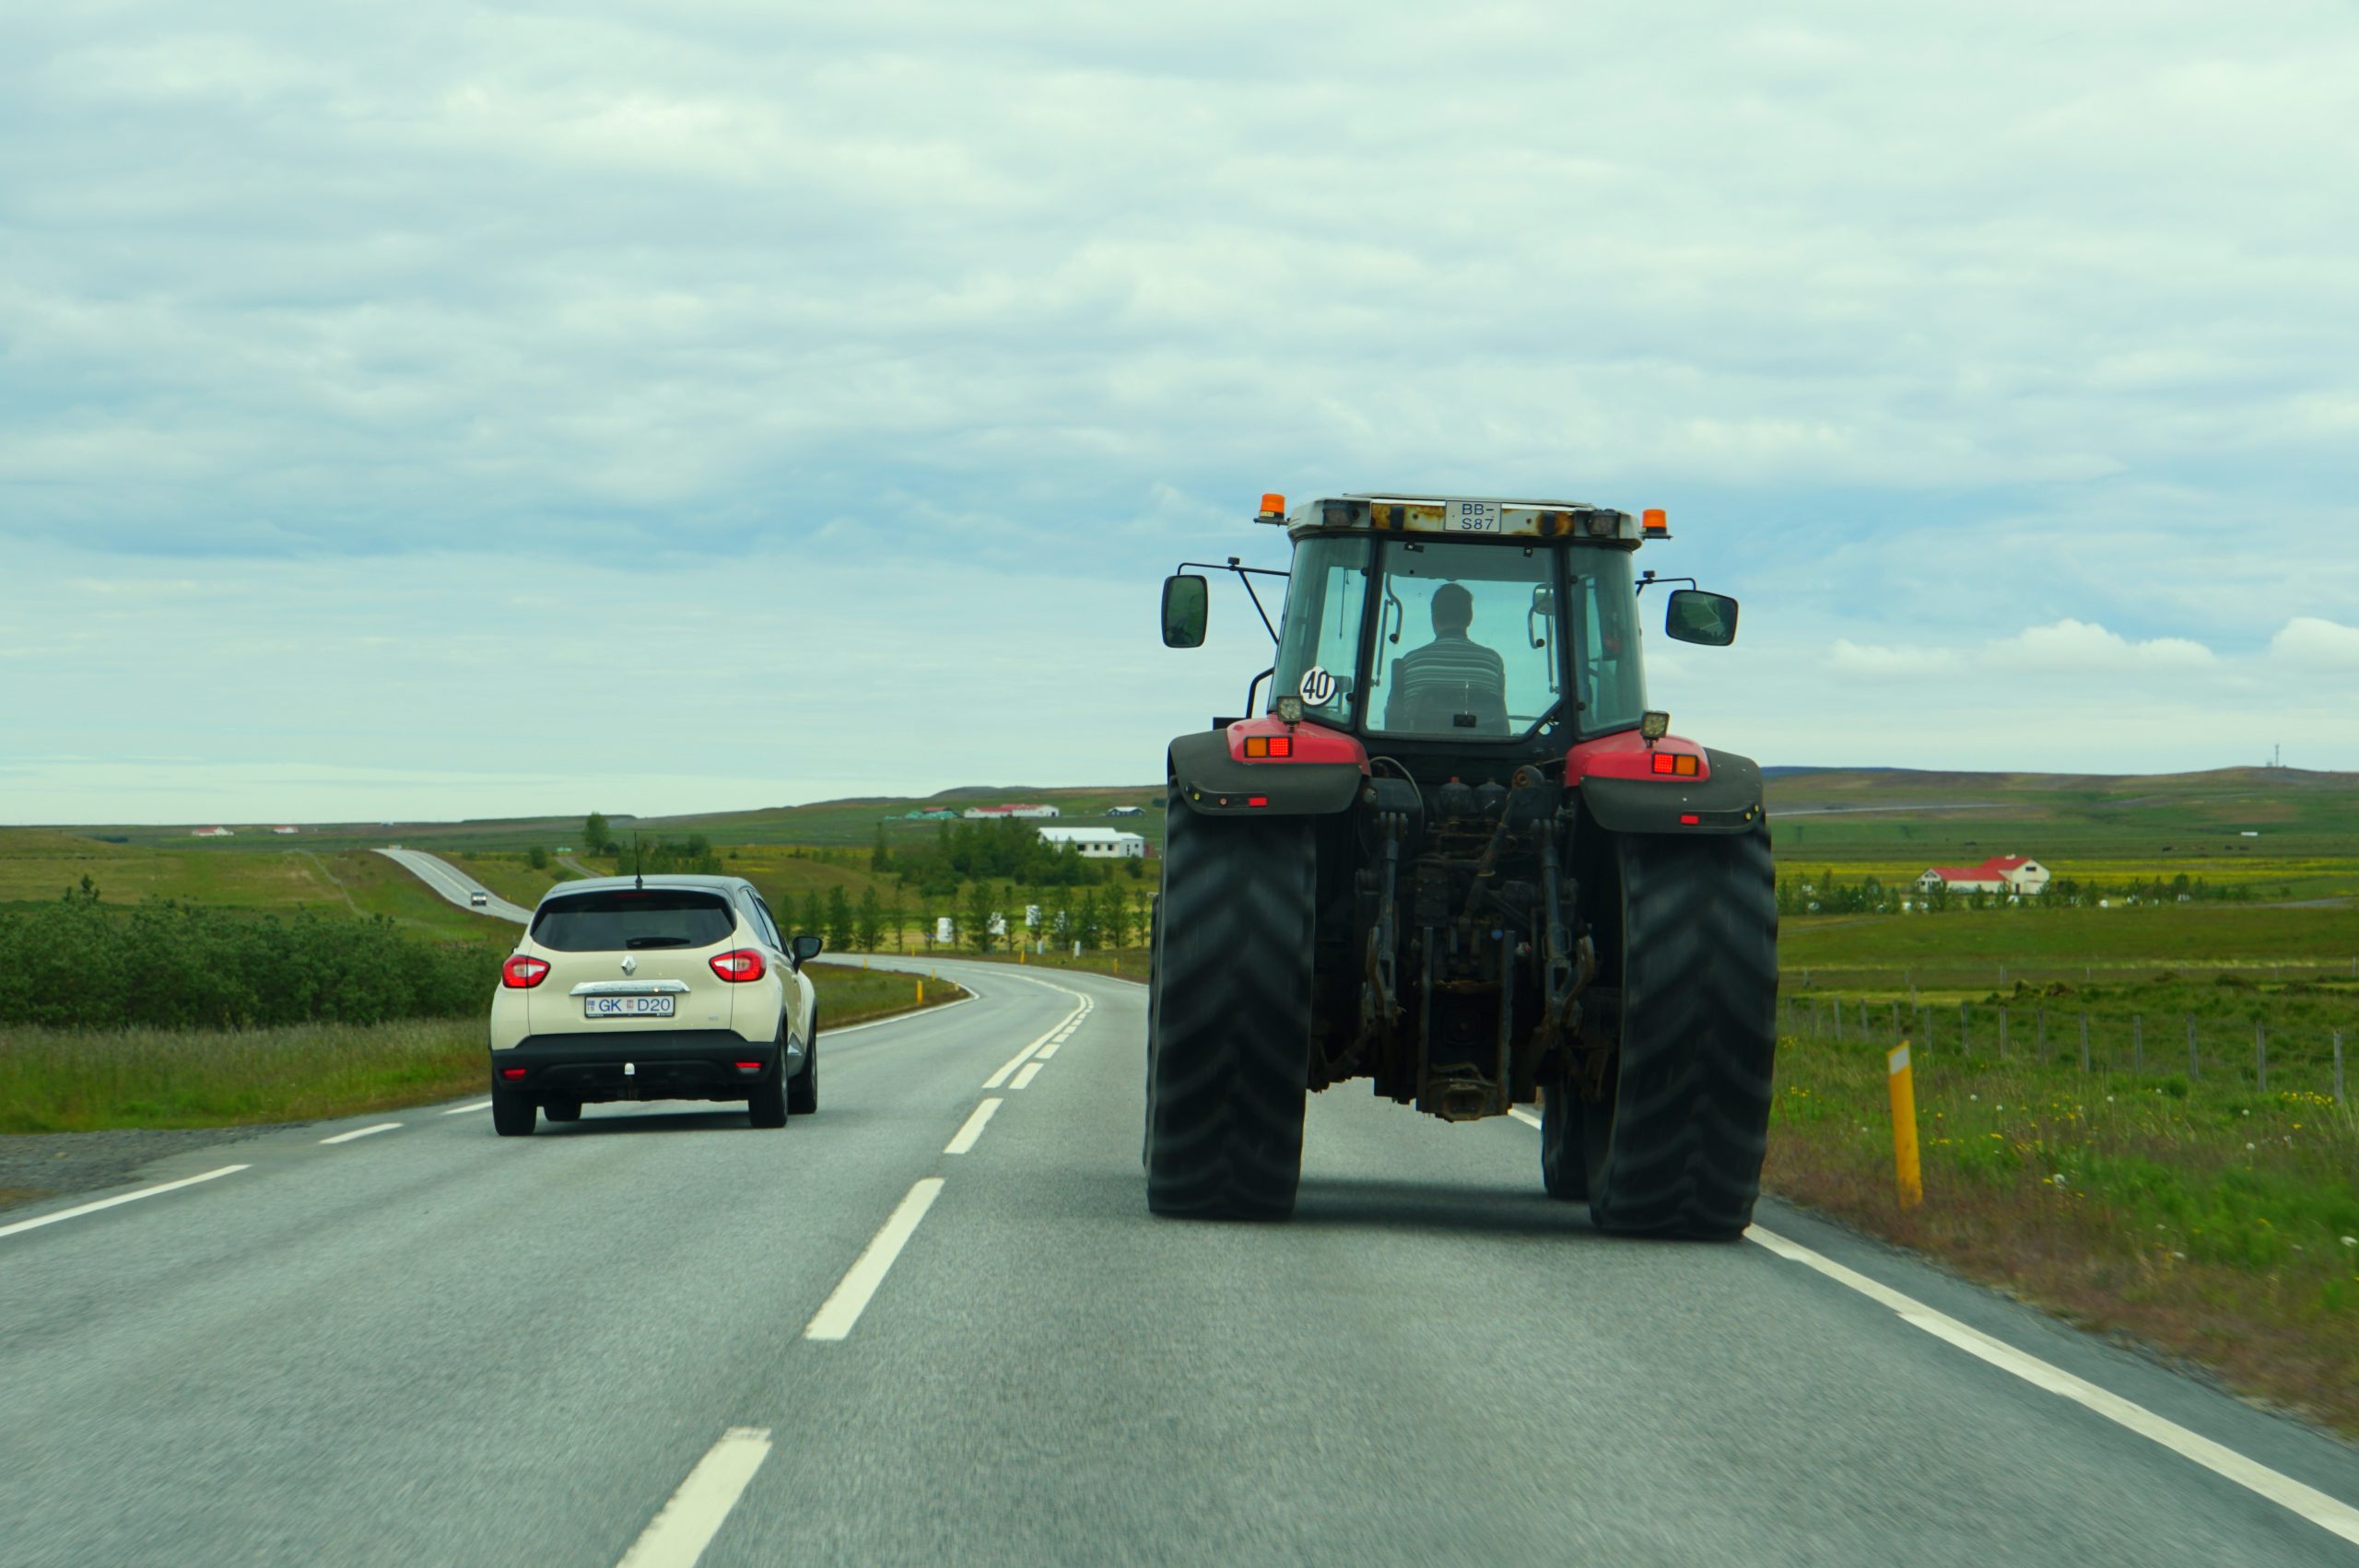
[916, 981, 925, 1005]
[1887, 1042, 1922, 1209]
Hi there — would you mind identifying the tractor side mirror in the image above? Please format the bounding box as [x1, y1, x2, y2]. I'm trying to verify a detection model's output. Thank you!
[1162, 574, 1209, 649]
[1663, 589, 1739, 647]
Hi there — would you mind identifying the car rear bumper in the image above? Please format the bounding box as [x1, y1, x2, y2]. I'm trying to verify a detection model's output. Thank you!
[490, 1031, 780, 1103]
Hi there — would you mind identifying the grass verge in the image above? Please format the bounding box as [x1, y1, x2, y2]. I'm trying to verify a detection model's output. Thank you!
[0, 1019, 486, 1133]
[1765, 1028, 2359, 1437]
[1, 971, 965, 1134]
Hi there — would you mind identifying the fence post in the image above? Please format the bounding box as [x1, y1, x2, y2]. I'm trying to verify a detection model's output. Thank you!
[2037, 1005, 2047, 1061]
[2257, 1023, 2267, 1094]
[2132, 1014, 2142, 1077]
[2000, 1007, 2009, 1059]
[1891, 1001, 1900, 1041]
[2335, 1031, 2345, 1108]
[2079, 1014, 2090, 1074]
[2186, 1014, 2198, 1081]
[1835, 1000, 1844, 1043]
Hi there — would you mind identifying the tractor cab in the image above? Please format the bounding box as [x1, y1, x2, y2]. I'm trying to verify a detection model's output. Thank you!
[1162, 495, 1737, 782]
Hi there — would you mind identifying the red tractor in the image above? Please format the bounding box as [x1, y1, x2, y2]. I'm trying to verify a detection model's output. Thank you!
[1148, 494, 1776, 1238]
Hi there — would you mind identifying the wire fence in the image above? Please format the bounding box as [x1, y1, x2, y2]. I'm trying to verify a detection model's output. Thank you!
[1779, 993, 2349, 1108]
[1784, 957, 2359, 993]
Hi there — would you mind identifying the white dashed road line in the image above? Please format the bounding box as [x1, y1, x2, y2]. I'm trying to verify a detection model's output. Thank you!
[1507, 1107, 1542, 1129]
[441, 1100, 492, 1116]
[0, 1165, 251, 1242]
[981, 990, 1091, 1089]
[944, 1099, 1003, 1155]
[318, 1123, 402, 1145]
[615, 1426, 773, 1568]
[1009, 1060, 1046, 1091]
[804, 1178, 946, 1342]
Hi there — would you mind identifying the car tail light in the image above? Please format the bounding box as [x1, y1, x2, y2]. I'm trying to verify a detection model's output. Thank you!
[502, 954, 551, 989]
[734, 1060, 762, 1071]
[501, 1067, 527, 1080]
[710, 949, 767, 983]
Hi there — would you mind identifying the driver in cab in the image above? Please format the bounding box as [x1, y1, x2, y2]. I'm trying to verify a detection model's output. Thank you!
[1383, 582, 1508, 733]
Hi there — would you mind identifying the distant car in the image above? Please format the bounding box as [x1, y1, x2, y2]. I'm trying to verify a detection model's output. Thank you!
[469, 890, 489, 907]
[487, 875, 822, 1135]
[1107, 805, 1144, 817]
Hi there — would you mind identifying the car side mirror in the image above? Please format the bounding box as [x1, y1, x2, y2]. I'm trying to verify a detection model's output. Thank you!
[1161, 574, 1209, 649]
[1664, 589, 1738, 647]
[791, 934, 824, 965]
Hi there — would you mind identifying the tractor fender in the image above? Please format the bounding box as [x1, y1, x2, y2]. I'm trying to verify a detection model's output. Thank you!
[1579, 748, 1766, 836]
[1168, 729, 1363, 819]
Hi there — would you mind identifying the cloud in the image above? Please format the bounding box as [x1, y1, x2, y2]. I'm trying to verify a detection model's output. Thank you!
[1983, 620, 2216, 673]
[2269, 616, 2359, 670]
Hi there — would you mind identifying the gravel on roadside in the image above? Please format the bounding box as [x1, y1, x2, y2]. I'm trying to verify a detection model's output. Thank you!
[0, 1125, 305, 1213]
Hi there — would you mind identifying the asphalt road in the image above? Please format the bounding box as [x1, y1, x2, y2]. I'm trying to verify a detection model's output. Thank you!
[3, 957, 2355, 1566]
[376, 846, 534, 923]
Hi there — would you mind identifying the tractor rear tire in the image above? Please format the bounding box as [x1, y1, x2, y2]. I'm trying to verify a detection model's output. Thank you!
[1582, 825, 1778, 1240]
[1144, 790, 1315, 1219]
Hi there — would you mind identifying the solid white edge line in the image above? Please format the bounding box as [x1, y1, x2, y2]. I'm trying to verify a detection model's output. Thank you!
[1496, 1111, 2359, 1547]
[614, 1426, 774, 1568]
[804, 1177, 945, 1341]
[441, 1100, 493, 1115]
[1507, 1107, 1543, 1129]
[1743, 1223, 2359, 1548]
[0, 1164, 250, 1241]
[1009, 1059, 1045, 1091]
[318, 1122, 402, 1145]
[825, 991, 979, 1039]
[944, 1097, 1003, 1154]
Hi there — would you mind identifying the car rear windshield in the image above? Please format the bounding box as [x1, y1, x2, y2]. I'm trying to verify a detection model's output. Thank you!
[531, 890, 737, 953]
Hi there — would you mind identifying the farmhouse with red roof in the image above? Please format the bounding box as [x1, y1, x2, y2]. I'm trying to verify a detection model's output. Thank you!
[1915, 855, 2050, 895]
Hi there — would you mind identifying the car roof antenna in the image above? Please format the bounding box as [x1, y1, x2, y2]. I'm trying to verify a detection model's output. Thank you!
[633, 832, 644, 891]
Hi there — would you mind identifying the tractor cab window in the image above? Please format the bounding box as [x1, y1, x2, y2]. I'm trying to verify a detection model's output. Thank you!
[1368, 542, 1558, 739]
[1269, 535, 1368, 723]
[1574, 552, 1648, 733]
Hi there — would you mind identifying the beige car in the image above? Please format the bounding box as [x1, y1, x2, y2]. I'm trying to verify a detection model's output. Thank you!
[487, 874, 821, 1135]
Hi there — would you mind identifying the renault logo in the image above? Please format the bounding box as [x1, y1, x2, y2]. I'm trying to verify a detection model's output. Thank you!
[620, 955, 638, 975]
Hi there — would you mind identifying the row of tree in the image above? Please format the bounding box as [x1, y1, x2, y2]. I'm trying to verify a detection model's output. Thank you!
[1778, 869, 2266, 916]
[0, 882, 500, 1030]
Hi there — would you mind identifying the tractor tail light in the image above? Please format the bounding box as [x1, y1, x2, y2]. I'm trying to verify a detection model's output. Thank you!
[501, 954, 551, 989]
[734, 1060, 763, 1072]
[1243, 735, 1296, 758]
[1649, 753, 1699, 777]
[1679, 813, 1701, 825]
[710, 949, 767, 983]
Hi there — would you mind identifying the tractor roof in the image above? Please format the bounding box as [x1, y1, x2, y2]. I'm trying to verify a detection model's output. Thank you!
[1264, 493, 1665, 544]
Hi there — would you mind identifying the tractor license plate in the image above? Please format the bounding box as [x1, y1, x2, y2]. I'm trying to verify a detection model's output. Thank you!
[584, 996, 675, 1018]
[1450, 500, 1501, 533]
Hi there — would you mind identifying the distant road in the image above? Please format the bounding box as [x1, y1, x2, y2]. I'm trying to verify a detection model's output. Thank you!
[374, 848, 532, 925]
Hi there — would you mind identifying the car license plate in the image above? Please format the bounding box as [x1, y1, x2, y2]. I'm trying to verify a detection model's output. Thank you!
[585, 996, 675, 1018]
[1451, 500, 1501, 533]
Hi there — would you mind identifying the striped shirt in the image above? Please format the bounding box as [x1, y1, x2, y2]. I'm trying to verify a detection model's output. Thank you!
[1383, 633, 1508, 731]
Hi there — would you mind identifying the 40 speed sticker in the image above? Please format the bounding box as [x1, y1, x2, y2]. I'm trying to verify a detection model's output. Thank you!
[1299, 666, 1338, 706]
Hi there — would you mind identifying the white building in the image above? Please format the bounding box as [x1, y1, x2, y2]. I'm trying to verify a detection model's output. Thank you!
[1915, 856, 2050, 895]
[191, 826, 235, 837]
[963, 803, 1062, 820]
[271, 825, 299, 836]
[1038, 826, 1146, 860]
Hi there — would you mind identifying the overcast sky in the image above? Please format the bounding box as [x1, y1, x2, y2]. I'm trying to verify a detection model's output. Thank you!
[5, 2, 2355, 824]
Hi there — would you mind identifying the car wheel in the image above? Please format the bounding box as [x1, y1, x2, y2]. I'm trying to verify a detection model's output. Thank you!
[491, 1089, 536, 1137]
[788, 1009, 819, 1116]
[748, 1077, 788, 1129]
